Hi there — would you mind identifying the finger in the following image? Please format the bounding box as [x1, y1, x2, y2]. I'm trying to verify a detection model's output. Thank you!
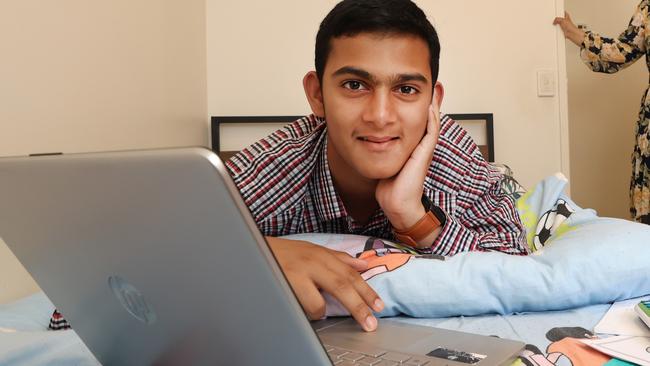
[413, 105, 436, 149]
[313, 264, 380, 331]
[320, 279, 378, 332]
[413, 103, 440, 162]
[328, 251, 384, 313]
[423, 100, 440, 146]
[291, 277, 327, 320]
[331, 250, 368, 272]
[430, 95, 441, 136]
[399, 103, 439, 183]
[323, 255, 383, 313]
[348, 271, 384, 313]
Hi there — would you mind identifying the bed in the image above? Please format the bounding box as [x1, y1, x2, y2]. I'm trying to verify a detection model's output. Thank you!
[0, 114, 649, 365]
[0, 291, 620, 365]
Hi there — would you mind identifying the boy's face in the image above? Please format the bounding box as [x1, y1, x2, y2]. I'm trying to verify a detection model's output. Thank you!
[310, 33, 436, 180]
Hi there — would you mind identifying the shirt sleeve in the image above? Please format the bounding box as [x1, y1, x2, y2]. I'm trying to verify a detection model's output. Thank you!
[580, 1, 647, 73]
[430, 156, 528, 256]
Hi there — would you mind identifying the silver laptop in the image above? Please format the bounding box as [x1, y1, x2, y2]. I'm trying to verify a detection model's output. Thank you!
[0, 147, 524, 365]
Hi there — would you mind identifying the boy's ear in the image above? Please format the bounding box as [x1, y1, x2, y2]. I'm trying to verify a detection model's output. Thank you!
[303, 71, 325, 118]
[433, 81, 444, 109]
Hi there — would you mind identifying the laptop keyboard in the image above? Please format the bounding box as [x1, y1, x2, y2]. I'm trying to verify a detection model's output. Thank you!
[324, 344, 433, 365]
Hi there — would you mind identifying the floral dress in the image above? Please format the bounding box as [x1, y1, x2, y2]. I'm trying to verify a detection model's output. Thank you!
[580, 0, 650, 223]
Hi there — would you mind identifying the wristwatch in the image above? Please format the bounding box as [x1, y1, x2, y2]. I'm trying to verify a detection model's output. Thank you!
[393, 194, 447, 248]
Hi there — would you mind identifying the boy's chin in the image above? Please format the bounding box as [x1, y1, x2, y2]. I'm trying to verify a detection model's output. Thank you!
[357, 165, 402, 180]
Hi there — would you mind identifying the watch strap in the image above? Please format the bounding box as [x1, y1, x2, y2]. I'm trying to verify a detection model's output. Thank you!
[393, 210, 441, 248]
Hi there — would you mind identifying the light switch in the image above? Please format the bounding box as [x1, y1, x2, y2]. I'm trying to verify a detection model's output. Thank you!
[537, 70, 556, 97]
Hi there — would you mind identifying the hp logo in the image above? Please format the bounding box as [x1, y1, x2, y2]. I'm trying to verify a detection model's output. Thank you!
[108, 276, 157, 325]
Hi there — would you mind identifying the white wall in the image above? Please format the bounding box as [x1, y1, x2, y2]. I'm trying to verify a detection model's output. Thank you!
[207, 0, 570, 189]
[565, 0, 647, 218]
[0, 0, 208, 303]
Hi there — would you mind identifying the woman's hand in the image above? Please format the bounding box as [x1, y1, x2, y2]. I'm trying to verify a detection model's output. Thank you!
[554, 12, 586, 46]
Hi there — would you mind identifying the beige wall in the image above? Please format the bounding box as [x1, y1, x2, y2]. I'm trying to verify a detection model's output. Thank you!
[565, 0, 647, 218]
[0, 0, 208, 303]
[0, 0, 579, 303]
[207, 0, 571, 189]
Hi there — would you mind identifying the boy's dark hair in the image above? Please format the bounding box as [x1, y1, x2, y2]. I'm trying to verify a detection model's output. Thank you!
[315, 0, 440, 85]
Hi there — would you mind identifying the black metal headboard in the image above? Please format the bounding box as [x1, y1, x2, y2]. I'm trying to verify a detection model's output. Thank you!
[211, 114, 494, 162]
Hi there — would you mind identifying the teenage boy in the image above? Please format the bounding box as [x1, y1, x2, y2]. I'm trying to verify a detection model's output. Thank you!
[48, 0, 527, 334]
[225, 0, 528, 332]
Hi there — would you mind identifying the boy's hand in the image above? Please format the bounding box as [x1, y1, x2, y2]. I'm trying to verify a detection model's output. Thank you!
[266, 237, 384, 332]
[375, 101, 441, 231]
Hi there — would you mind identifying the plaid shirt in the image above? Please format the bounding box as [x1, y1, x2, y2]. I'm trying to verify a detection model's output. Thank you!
[226, 114, 528, 256]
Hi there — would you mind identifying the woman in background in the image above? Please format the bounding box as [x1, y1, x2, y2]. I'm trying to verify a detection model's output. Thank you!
[554, 1, 650, 224]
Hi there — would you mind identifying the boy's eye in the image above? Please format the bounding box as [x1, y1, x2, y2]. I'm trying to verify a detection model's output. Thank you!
[399, 86, 418, 95]
[343, 81, 366, 90]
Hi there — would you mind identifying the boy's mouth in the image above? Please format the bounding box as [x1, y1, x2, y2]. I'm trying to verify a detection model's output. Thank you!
[357, 136, 399, 152]
[358, 136, 399, 143]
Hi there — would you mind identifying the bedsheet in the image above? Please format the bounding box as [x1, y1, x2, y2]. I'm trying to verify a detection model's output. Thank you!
[0, 292, 626, 366]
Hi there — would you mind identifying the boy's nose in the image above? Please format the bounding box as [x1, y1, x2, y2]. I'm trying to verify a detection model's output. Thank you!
[362, 91, 396, 127]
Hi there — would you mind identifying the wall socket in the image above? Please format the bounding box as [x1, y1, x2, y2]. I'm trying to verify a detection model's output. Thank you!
[537, 69, 556, 97]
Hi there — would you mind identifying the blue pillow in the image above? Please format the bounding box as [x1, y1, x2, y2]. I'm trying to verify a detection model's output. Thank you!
[286, 217, 650, 318]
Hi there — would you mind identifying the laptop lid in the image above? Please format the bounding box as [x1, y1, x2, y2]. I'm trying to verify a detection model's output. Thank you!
[0, 147, 331, 365]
